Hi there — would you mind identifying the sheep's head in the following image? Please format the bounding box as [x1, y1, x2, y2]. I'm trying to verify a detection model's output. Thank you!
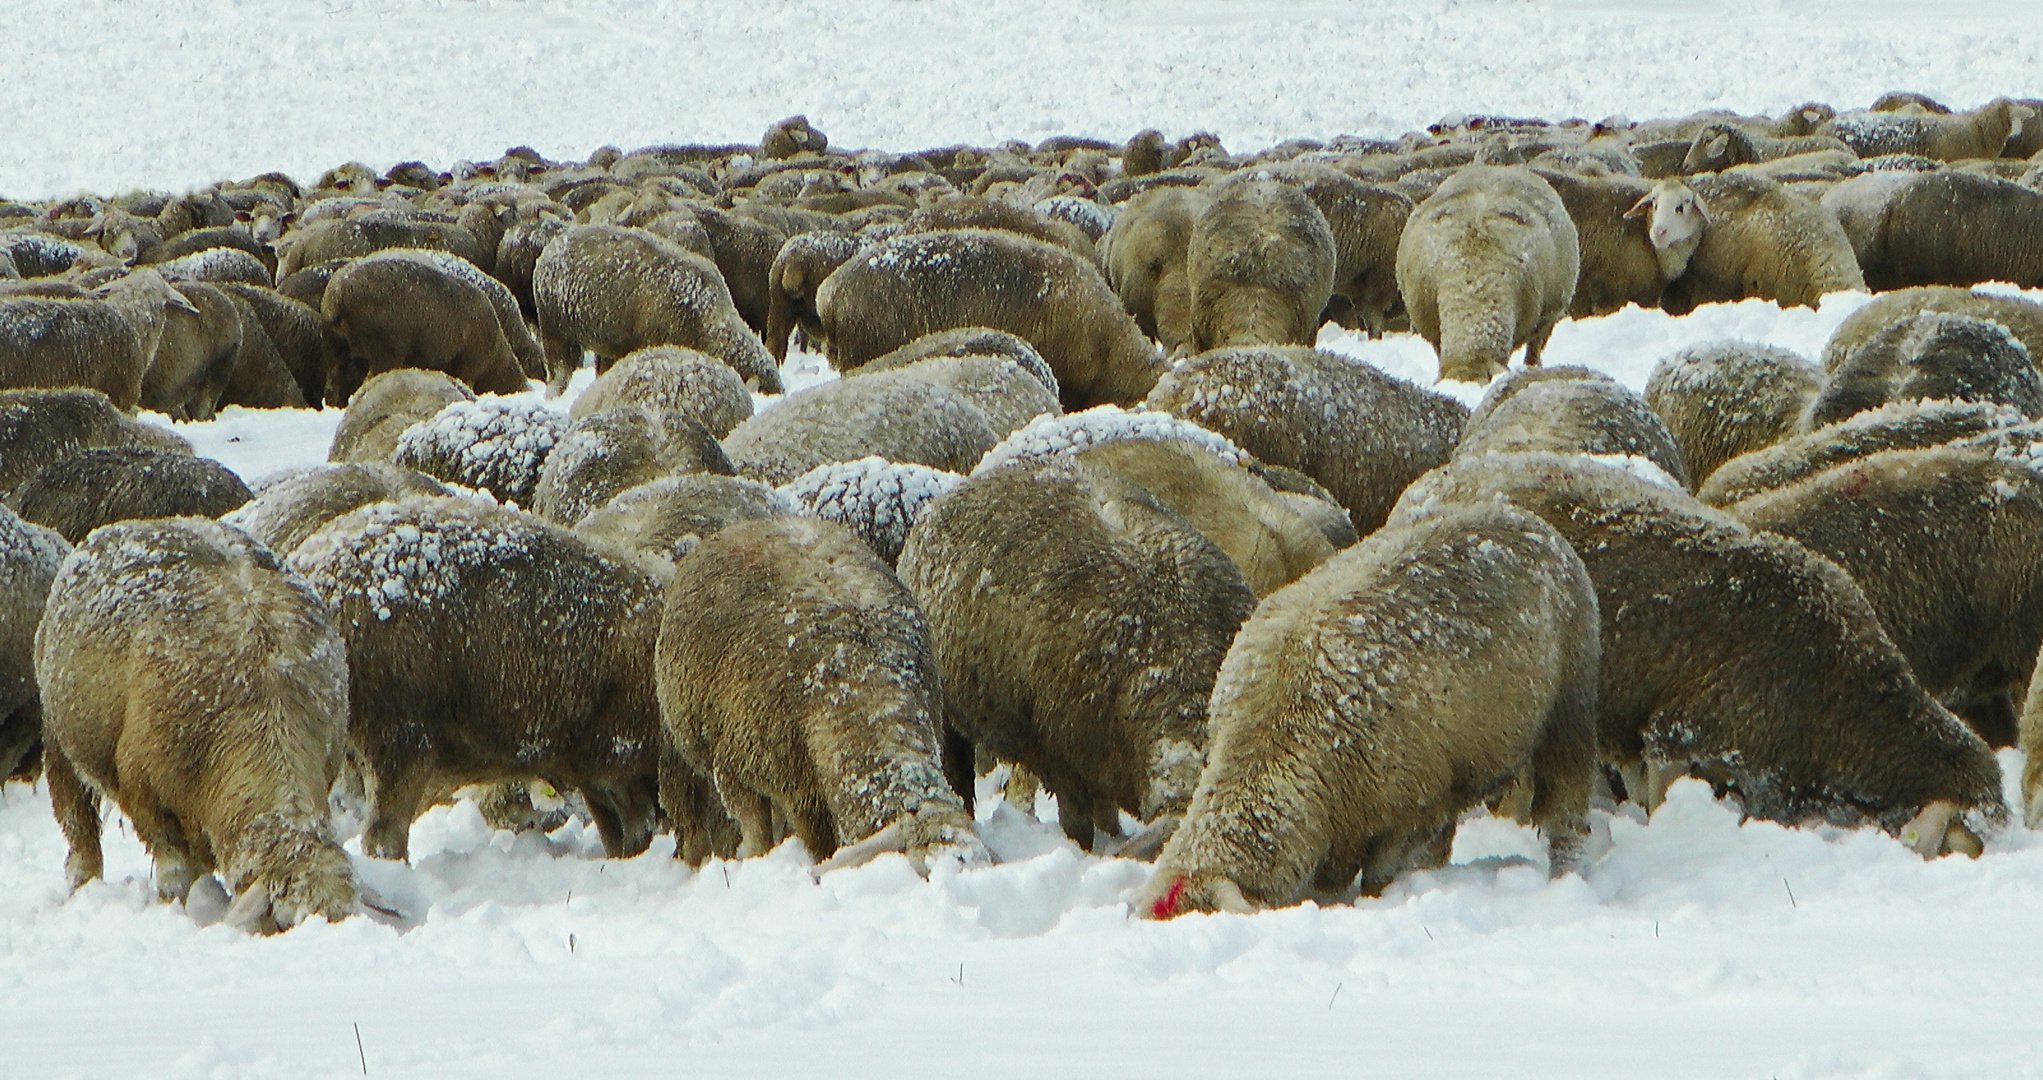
[1625, 181, 1710, 281]
[1900, 800, 1985, 860]
[1135, 868, 1258, 920]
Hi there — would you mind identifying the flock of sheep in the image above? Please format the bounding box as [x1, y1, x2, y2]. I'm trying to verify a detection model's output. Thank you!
[2, 92, 2042, 930]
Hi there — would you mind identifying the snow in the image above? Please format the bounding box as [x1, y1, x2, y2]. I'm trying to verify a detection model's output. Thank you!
[8, 2, 2043, 1077]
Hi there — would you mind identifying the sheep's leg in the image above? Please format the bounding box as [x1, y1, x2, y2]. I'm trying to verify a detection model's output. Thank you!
[1055, 781, 1098, 852]
[1522, 315, 1562, 368]
[1529, 678, 1598, 876]
[583, 778, 658, 859]
[362, 758, 433, 862]
[123, 801, 202, 903]
[44, 745, 102, 890]
[784, 797, 839, 863]
[538, 329, 579, 398]
[726, 784, 777, 859]
[0, 700, 41, 780]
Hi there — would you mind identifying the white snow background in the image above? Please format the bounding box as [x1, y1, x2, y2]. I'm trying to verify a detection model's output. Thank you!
[6, 2, 2043, 1077]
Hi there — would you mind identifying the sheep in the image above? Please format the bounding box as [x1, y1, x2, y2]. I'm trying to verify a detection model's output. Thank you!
[320, 253, 530, 404]
[1822, 287, 2043, 373]
[1456, 366, 1691, 489]
[1633, 171, 1865, 315]
[389, 398, 567, 506]
[1818, 98, 2034, 162]
[567, 345, 753, 438]
[1231, 164, 1415, 338]
[1861, 171, 2043, 291]
[1727, 445, 2043, 749]
[573, 473, 796, 573]
[1395, 165, 1579, 382]
[814, 228, 1165, 411]
[217, 283, 332, 409]
[152, 246, 272, 288]
[288, 495, 669, 860]
[275, 211, 489, 279]
[1679, 123, 1855, 174]
[764, 230, 862, 362]
[780, 457, 961, 567]
[690, 205, 796, 339]
[222, 463, 452, 557]
[1186, 178, 1338, 354]
[1386, 452, 2005, 853]
[12, 447, 252, 543]
[902, 195, 1098, 265]
[1144, 345, 1468, 534]
[212, 287, 309, 410]
[853, 348, 1060, 438]
[326, 368, 476, 464]
[358, 248, 545, 380]
[761, 115, 829, 160]
[0, 388, 188, 497]
[896, 454, 1256, 849]
[1073, 437, 1336, 597]
[1100, 186, 1211, 354]
[655, 515, 986, 872]
[1139, 500, 1598, 916]
[0, 294, 151, 412]
[1035, 194, 1115, 242]
[1697, 398, 2025, 507]
[35, 518, 359, 931]
[1643, 340, 1824, 487]
[1529, 166, 1667, 317]
[970, 404, 1248, 478]
[1805, 312, 2043, 429]
[720, 368, 998, 487]
[1818, 170, 1922, 277]
[533, 223, 780, 398]
[0, 506, 67, 778]
[532, 405, 733, 526]
[857, 326, 1059, 396]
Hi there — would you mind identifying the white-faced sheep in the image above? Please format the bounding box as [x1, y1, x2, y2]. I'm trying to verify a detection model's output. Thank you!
[1395, 165, 1580, 383]
[1529, 165, 1667, 317]
[288, 495, 671, 860]
[1140, 499, 1597, 916]
[779, 457, 962, 567]
[1456, 366, 1691, 489]
[1805, 312, 2043, 429]
[1696, 398, 2026, 507]
[35, 518, 359, 931]
[1186, 178, 1337, 354]
[1727, 445, 2043, 748]
[389, 398, 567, 506]
[532, 405, 733, 526]
[321, 253, 530, 404]
[814, 228, 1165, 410]
[533, 223, 782, 397]
[896, 454, 1256, 849]
[1631, 171, 1865, 315]
[1143, 345, 1468, 534]
[1819, 98, 2034, 162]
[326, 368, 476, 464]
[222, 462, 452, 557]
[1101, 186, 1211, 355]
[0, 505, 67, 778]
[1387, 452, 2005, 853]
[1643, 340, 1824, 487]
[1822, 287, 2043, 373]
[0, 388, 188, 497]
[656, 515, 988, 872]
[720, 368, 998, 487]
[12, 447, 252, 544]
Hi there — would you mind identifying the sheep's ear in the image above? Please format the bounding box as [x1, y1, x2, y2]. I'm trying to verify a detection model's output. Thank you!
[1623, 192, 1656, 219]
[1705, 134, 1730, 161]
[1803, 107, 1824, 124]
[222, 884, 274, 932]
[2012, 104, 2035, 139]
[168, 290, 201, 315]
[1693, 196, 1715, 226]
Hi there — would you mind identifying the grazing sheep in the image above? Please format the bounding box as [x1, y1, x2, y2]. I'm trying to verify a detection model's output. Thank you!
[691, 205, 794, 339]
[0, 388, 188, 497]
[1819, 169, 1921, 268]
[1186, 178, 1338, 353]
[1697, 398, 2025, 506]
[857, 326, 1059, 396]
[289, 496, 668, 860]
[532, 405, 733, 526]
[359, 248, 546, 380]
[573, 473, 796, 572]
[0, 294, 151, 412]
[656, 515, 987, 872]
[1819, 98, 2034, 162]
[903, 195, 1098, 265]
[971, 404, 1248, 478]
[1101, 186, 1211, 354]
[1144, 345, 1468, 534]
[218, 283, 332, 410]
[494, 212, 569, 323]
[1388, 452, 2005, 852]
[1821, 287, 2043, 373]
[854, 348, 1060, 438]
[780, 457, 962, 567]
[1680, 123, 1854, 174]
[721, 369, 998, 486]
[36, 518, 358, 931]
[1728, 446, 2043, 748]
[1863, 171, 2043, 291]
[1237, 164, 1414, 338]
[326, 368, 476, 464]
[897, 455, 1256, 849]
[1644, 340, 1824, 487]
[321, 253, 529, 404]
[13, 448, 251, 543]
[213, 288, 309, 410]
[275, 212, 488, 279]
[568, 345, 753, 438]
[390, 398, 567, 506]
[533, 223, 782, 397]
[152, 246, 272, 288]
[1456, 366, 1691, 488]
[0, 506, 67, 778]
[764, 230, 862, 362]
[222, 463, 451, 557]
[1805, 312, 2043, 429]
[1140, 500, 1597, 916]
[1395, 165, 1580, 382]
[814, 228, 1165, 410]
[1074, 437, 1335, 597]
[1530, 166, 1667, 317]
[1636, 171, 1865, 315]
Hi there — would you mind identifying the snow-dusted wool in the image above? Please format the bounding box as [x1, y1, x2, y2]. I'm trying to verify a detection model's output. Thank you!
[1457, 366, 1691, 489]
[0, 504, 66, 778]
[656, 515, 987, 871]
[1187, 178, 1337, 353]
[568, 344, 754, 438]
[288, 495, 672, 861]
[723, 368, 997, 487]
[859, 326, 1060, 399]
[897, 455, 1254, 848]
[1142, 500, 1597, 916]
[321, 252, 530, 404]
[326, 368, 475, 465]
[391, 398, 567, 507]
[780, 456, 961, 566]
[573, 473, 797, 576]
[1387, 452, 2007, 845]
[0, 295, 151, 413]
[1697, 397, 2026, 506]
[1805, 312, 2043, 429]
[1650, 170, 1865, 316]
[222, 461, 451, 557]
[152, 246, 271, 288]
[1643, 340, 1823, 488]
[13, 447, 251, 544]
[971, 404, 1243, 477]
[763, 229, 862, 363]
[0, 387, 188, 496]
[532, 405, 732, 527]
[1821, 286, 2043, 372]
[34, 517, 355, 932]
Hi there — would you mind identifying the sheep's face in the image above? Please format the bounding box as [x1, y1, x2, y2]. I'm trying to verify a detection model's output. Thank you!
[1628, 183, 1709, 280]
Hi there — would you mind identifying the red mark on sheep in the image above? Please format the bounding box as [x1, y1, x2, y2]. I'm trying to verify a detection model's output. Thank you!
[1152, 877, 1188, 918]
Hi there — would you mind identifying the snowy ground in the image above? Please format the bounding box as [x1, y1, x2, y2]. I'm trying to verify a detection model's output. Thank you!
[9, 2, 2043, 1077]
